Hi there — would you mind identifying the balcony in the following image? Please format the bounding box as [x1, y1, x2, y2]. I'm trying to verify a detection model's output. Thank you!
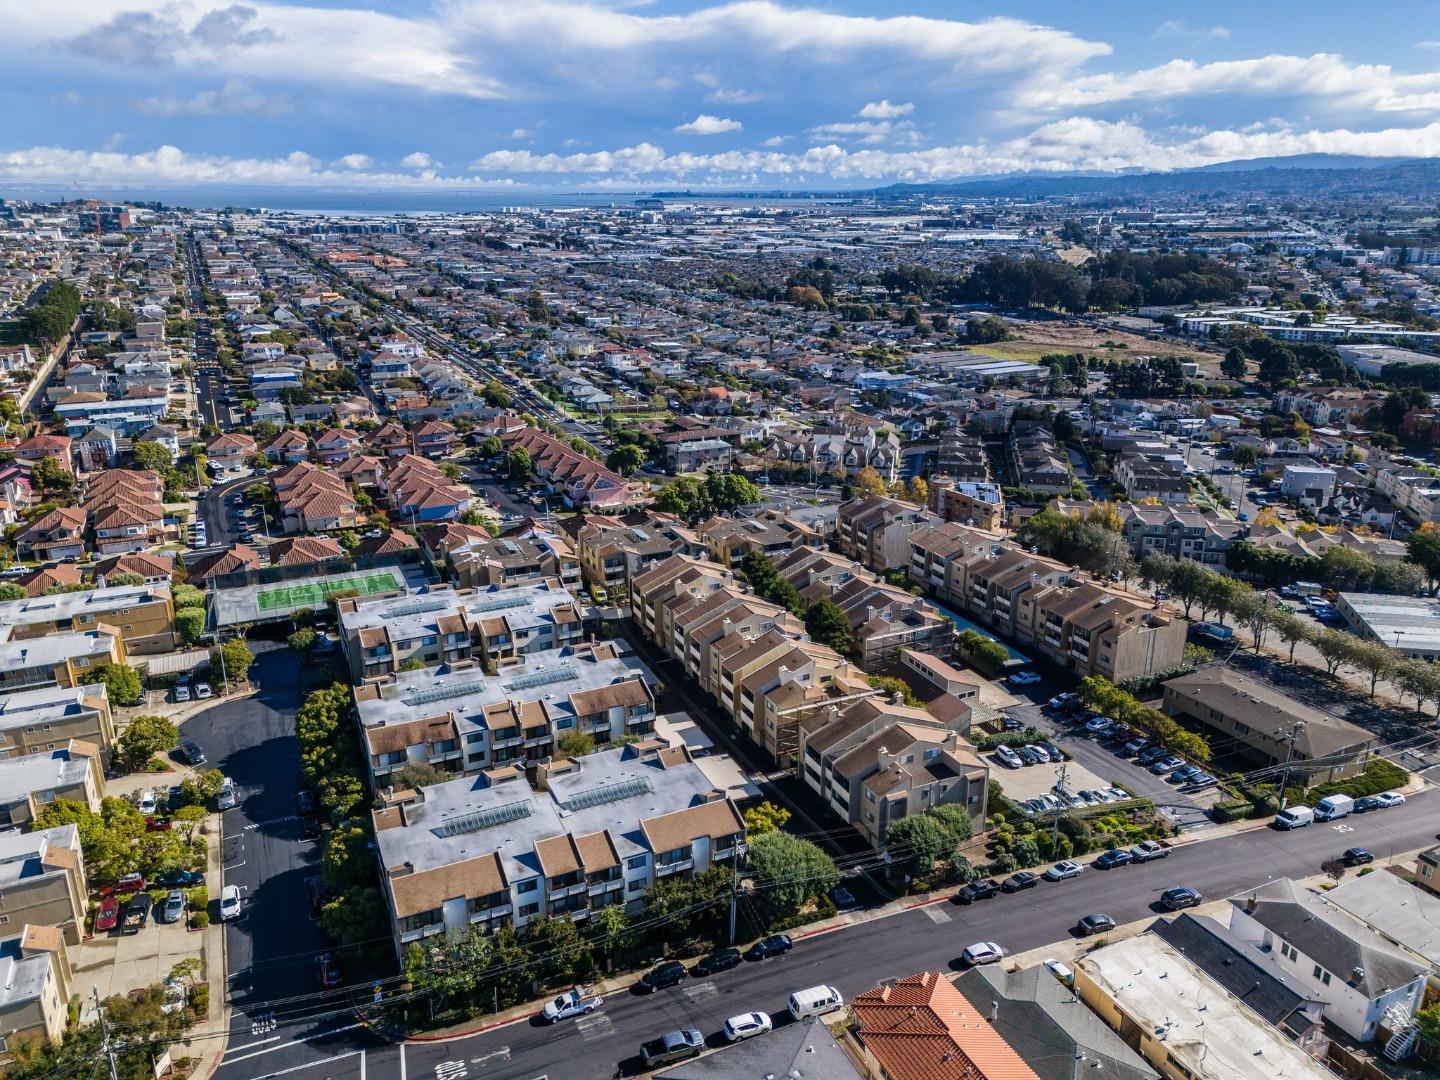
[491, 734, 525, 749]
[713, 839, 745, 861]
[655, 853, 694, 877]
[523, 733, 552, 748]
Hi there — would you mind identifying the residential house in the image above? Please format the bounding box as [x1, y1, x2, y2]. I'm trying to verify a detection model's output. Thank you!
[0, 924, 75, 1063]
[0, 684, 114, 757]
[14, 507, 87, 562]
[0, 742, 105, 829]
[0, 583, 177, 655]
[0, 629, 126, 694]
[927, 476, 1004, 531]
[14, 435, 72, 475]
[313, 428, 363, 465]
[411, 420, 457, 458]
[264, 429, 311, 465]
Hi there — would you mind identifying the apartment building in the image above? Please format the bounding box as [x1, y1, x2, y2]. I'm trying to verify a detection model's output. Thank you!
[698, 512, 816, 569]
[1117, 502, 1242, 565]
[0, 583, 176, 655]
[1272, 388, 1384, 428]
[373, 742, 744, 958]
[1163, 669, 1373, 782]
[0, 924, 74, 1062]
[338, 582, 586, 680]
[0, 742, 104, 829]
[1009, 421, 1071, 493]
[1114, 453, 1190, 505]
[566, 512, 703, 594]
[1373, 463, 1440, 525]
[443, 533, 582, 593]
[0, 630, 126, 694]
[0, 825, 87, 946]
[354, 644, 655, 782]
[927, 475, 1004, 531]
[1229, 879, 1427, 1043]
[0, 684, 114, 759]
[797, 695, 987, 847]
[835, 494, 933, 571]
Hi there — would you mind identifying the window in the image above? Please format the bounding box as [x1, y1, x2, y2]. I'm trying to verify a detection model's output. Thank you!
[1235, 721, 1250, 735]
[465, 732, 485, 745]
[517, 902, 539, 918]
[1312, 965, 1331, 985]
[627, 879, 644, 893]
[626, 855, 646, 870]
[516, 879, 538, 895]
[1281, 943, 1297, 961]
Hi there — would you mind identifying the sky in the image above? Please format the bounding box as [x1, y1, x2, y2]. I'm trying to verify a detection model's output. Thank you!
[7, 0, 1440, 194]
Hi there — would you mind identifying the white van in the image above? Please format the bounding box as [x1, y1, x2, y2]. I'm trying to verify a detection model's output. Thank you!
[1274, 805, 1314, 830]
[788, 985, 843, 1021]
[1314, 794, 1354, 821]
[216, 777, 236, 811]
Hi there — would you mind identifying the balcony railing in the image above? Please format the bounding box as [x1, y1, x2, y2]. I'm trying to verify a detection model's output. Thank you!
[655, 857, 694, 877]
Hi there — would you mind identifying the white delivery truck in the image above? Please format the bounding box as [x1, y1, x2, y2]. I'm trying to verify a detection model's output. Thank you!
[1314, 794, 1355, 821]
[1273, 805, 1315, 829]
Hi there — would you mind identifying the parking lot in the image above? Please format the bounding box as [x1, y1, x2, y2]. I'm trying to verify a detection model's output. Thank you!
[74, 891, 209, 1008]
[987, 749, 1115, 805]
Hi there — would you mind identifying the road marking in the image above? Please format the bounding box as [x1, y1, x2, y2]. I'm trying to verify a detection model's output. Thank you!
[399, 1044, 406, 1080]
[240, 1051, 363, 1080]
[242, 1034, 280, 1049]
[468, 1048, 510, 1068]
[359, 1050, 365, 1080]
[923, 905, 952, 925]
[1333, 824, 1354, 833]
[245, 817, 299, 831]
[435, 1061, 468, 1080]
[250, 1012, 277, 1036]
[223, 1023, 365, 1063]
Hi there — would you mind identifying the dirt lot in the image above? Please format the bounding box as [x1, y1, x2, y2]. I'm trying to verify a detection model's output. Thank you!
[970, 323, 1214, 367]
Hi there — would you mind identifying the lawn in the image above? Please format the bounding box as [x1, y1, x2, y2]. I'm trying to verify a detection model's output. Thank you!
[256, 570, 401, 612]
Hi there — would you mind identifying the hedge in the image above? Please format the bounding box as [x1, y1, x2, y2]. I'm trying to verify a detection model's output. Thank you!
[974, 727, 1043, 751]
[1307, 758, 1409, 802]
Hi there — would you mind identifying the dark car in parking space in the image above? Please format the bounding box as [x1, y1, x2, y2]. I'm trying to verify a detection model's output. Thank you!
[956, 878, 1001, 903]
[1161, 887, 1202, 910]
[158, 869, 203, 888]
[1342, 847, 1374, 866]
[1078, 913, 1116, 936]
[639, 961, 688, 992]
[692, 948, 741, 977]
[746, 934, 792, 960]
[296, 790, 317, 815]
[1095, 849, 1134, 870]
[1001, 871, 1039, 893]
[1353, 796, 1382, 813]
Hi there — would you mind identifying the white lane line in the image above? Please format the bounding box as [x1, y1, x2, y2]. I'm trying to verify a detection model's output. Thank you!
[399, 1043, 406, 1080]
[359, 1050, 366, 1080]
[241, 1050, 363, 1080]
[243, 1033, 280, 1048]
[223, 1022, 365, 1064]
[469, 1048, 510, 1067]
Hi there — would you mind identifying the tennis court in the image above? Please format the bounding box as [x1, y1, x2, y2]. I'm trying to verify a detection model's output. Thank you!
[256, 570, 401, 613]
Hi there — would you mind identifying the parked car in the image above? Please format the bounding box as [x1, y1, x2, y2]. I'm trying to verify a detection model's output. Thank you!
[1170, 765, 1201, 784]
[178, 741, 206, 766]
[1161, 887, 1203, 911]
[1374, 791, 1406, 808]
[1024, 744, 1051, 765]
[295, 790, 317, 815]
[994, 745, 1023, 769]
[122, 895, 151, 934]
[1121, 737, 1149, 757]
[541, 986, 603, 1023]
[220, 884, 242, 920]
[692, 948, 742, 977]
[724, 1012, 773, 1042]
[1001, 871, 1039, 893]
[1342, 847, 1375, 866]
[956, 878, 1001, 904]
[746, 934, 792, 960]
[95, 898, 120, 932]
[1137, 746, 1167, 765]
[318, 953, 342, 989]
[174, 686, 191, 704]
[1353, 796, 1382, 813]
[1007, 671, 1041, 686]
[1129, 840, 1170, 863]
[1038, 742, 1064, 762]
[1043, 861, 1083, 881]
[1187, 772, 1219, 790]
[1084, 715, 1113, 734]
[641, 1030, 704, 1067]
[1149, 755, 1184, 775]
[160, 890, 185, 923]
[1016, 745, 1043, 766]
[1078, 913, 1116, 936]
[639, 961, 688, 992]
[1095, 849, 1133, 870]
[961, 942, 1005, 966]
[1046, 693, 1079, 712]
[194, 683, 214, 700]
[158, 869, 203, 888]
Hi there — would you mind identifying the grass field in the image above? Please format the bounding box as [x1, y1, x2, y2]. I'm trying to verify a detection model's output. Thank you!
[256, 570, 401, 613]
[969, 324, 1213, 367]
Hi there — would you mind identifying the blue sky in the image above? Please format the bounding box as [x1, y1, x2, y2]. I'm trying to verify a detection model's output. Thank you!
[6, 0, 1440, 192]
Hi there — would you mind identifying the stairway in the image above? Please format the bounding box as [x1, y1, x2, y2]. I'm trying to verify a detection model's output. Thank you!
[1383, 1020, 1418, 1062]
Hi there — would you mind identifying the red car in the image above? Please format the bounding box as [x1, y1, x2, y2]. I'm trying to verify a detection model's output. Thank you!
[94, 898, 120, 932]
[318, 953, 341, 989]
[101, 873, 147, 897]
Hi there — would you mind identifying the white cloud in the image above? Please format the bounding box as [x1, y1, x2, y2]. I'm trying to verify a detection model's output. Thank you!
[400, 152, 436, 168]
[762, 135, 790, 146]
[1153, 20, 1231, 42]
[1417, 41, 1440, 50]
[808, 119, 913, 145]
[674, 114, 743, 135]
[136, 81, 292, 117]
[335, 153, 373, 169]
[858, 100, 913, 119]
[511, 128, 531, 139]
[706, 88, 763, 105]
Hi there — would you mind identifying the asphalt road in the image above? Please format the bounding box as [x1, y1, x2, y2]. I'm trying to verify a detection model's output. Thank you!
[210, 789, 1437, 1080]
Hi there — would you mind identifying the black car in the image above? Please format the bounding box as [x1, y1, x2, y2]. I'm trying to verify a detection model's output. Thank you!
[746, 934, 792, 960]
[1342, 847, 1375, 866]
[1095, 849, 1133, 870]
[1001, 871, 1039, 893]
[639, 961, 688, 992]
[158, 869, 204, 888]
[691, 948, 742, 977]
[179, 741, 206, 766]
[1161, 887, 1202, 911]
[301, 815, 323, 839]
[956, 878, 1001, 904]
[1078, 913, 1116, 936]
[1353, 796, 1382, 813]
[296, 790, 317, 815]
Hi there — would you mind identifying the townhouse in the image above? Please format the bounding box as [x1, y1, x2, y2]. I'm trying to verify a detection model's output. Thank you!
[0, 583, 176, 654]
[265, 429, 311, 464]
[1114, 453, 1190, 505]
[354, 643, 654, 782]
[410, 419, 457, 458]
[0, 741, 105, 829]
[1116, 501, 1242, 565]
[501, 427, 642, 511]
[1272, 388, 1385, 428]
[697, 511, 818, 569]
[0, 925, 75, 1064]
[84, 469, 165, 554]
[835, 494, 934, 571]
[269, 461, 362, 532]
[204, 431, 256, 467]
[0, 629, 126, 694]
[1009, 420, 1072, 493]
[0, 826, 88, 947]
[380, 455, 473, 523]
[443, 532, 582, 592]
[373, 742, 744, 958]
[312, 427, 363, 465]
[14, 506, 87, 562]
[566, 512, 703, 594]
[0, 683, 115, 758]
[1373, 462, 1440, 525]
[338, 581, 586, 680]
[14, 435, 72, 474]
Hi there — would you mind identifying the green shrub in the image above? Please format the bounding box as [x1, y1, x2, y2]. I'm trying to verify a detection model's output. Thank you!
[1308, 759, 1409, 801]
[1210, 799, 1251, 823]
[974, 728, 1043, 751]
[190, 911, 209, 929]
[991, 852, 1018, 874]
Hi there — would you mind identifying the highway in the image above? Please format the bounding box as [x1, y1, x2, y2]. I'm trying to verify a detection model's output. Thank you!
[209, 790, 1437, 1080]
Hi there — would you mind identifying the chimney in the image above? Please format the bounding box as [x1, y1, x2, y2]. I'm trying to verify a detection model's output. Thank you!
[777, 665, 791, 684]
[989, 1000, 999, 1022]
[877, 745, 892, 770]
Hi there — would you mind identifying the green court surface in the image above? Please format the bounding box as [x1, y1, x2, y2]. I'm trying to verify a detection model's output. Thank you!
[256, 570, 401, 612]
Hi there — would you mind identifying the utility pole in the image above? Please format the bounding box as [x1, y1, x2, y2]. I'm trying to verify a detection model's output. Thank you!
[1276, 720, 1307, 810]
[728, 849, 741, 946]
[93, 988, 119, 1080]
[1052, 761, 1068, 851]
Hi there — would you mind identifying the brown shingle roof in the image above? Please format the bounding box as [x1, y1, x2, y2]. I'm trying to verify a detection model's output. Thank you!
[640, 799, 742, 855]
[388, 853, 506, 918]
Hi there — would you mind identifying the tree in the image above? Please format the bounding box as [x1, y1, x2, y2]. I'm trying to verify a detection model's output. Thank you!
[481, 381, 512, 409]
[479, 435, 503, 458]
[1392, 657, 1440, 715]
[116, 714, 179, 771]
[1319, 546, 1373, 591]
[0, 582, 23, 602]
[885, 815, 950, 876]
[852, 467, 886, 498]
[557, 729, 595, 757]
[1415, 1000, 1440, 1051]
[594, 904, 631, 967]
[654, 476, 709, 521]
[288, 626, 317, 653]
[318, 886, 384, 945]
[174, 607, 205, 645]
[954, 628, 1009, 675]
[704, 472, 763, 513]
[1220, 347, 1247, 380]
[392, 762, 448, 789]
[1349, 638, 1395, 698]
[212, 638, 254, 688]
[867, 674, 922, 707]
[29, 456, 73, 494]
[1406, 525, 1440, 596]
[1230, 444, 1260, 469]
[1270, 609, 1313, 663]
[606, 445, 645, 476]
[742, 801, 791, 836]
[131, 440, 173, 473]
[804, 598, 855, 656]
[928, 803, 974, 845]
[906, 476, 928, 505]
[746, 831, 838, 920]
[439, 462, 464, 482]
[323, 821, 376, 891]
[505, 447, 533, 482]
[171, 804, 207, 842]
[404, 925, 494, 1007]
[1313, 628, 1361, 676]
[81, 663, 144, 706]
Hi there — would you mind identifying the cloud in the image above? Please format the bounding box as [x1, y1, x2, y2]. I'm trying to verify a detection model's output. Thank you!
[1417, 41, 1440, 50]
[674, 114, 743, 135]
[400, 152, 436, 169]
[511, 128, 531, 139]
[335, 153, 373, 169]
[762, 135, 791, 147]
[807, 119, 913, 145]
[706, 88, 763, 105]
[1153, 20, 1231, 42]
[136, 81, 292, 117]
[66, 5, 279, 65]
[858, 100, 913, 119]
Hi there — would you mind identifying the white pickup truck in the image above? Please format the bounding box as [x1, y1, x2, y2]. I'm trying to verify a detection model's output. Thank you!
[540, 986, 603, 1023]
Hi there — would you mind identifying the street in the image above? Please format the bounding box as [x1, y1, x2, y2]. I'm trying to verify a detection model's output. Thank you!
[209, 789, 1437, 1080]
